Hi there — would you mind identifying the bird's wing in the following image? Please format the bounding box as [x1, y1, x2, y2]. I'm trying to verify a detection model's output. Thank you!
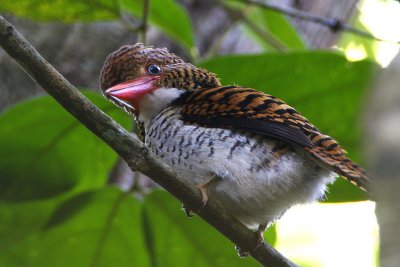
[176, 86, 369, 191]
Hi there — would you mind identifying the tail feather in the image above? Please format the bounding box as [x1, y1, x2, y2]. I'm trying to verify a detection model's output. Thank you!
[304, 137, 370, 192]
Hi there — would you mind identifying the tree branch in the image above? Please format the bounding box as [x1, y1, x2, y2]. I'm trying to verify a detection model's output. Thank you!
[245, 0, 400, 44]
[217, 0, 288, 52]
[0, 16, 299, 267]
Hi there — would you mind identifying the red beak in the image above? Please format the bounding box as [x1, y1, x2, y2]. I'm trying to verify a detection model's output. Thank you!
[104, 76, 160, 111]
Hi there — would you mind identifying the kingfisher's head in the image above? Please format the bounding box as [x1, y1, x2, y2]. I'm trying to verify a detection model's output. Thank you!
[100, 43, 220, 114]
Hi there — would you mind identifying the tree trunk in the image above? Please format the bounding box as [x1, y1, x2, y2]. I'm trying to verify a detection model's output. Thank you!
[365, 54, 400, 267]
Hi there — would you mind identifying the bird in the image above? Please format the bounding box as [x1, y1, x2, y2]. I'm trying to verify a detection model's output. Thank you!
[100, 43, 370, 245]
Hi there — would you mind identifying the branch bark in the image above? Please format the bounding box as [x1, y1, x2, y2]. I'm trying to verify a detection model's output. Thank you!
[0, 15, 299, 267]
[246, 0, 398, 46]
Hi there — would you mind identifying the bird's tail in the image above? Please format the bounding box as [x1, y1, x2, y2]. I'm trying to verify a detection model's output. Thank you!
[305, 139, 370, 192]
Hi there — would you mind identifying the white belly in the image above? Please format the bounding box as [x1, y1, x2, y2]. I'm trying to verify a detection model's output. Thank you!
[145, 107, 336, 228]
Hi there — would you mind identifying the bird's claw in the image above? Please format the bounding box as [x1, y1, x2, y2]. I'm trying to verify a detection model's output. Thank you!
[235, 224, 267, 257]
[196, 183, 209, 210]
[195, 176, 219, 212]
[235, 245, 251, 258]
[181, 203, 195, 217]
[183, 177, 218, 216]
[255, 223, 267, 249]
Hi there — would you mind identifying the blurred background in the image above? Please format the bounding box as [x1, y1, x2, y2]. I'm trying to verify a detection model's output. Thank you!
[1, 0, 400, 266]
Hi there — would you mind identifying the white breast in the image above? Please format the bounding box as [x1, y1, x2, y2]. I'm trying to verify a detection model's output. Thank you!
[138, 87, 185, 129]
[145, 107, 337, 229]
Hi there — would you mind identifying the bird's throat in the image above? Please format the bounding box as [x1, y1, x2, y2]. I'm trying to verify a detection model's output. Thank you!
[138, 87, 185, 129]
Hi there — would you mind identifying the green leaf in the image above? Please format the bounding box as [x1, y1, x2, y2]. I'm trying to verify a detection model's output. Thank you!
[324, 179, 367, 203]
[0, 91, 131, 202]
[0, 188, 268, 267]
[262, 11, 305, 49]
[0, 199, 60, 252]
[0, 0, 118, 22]
[142, 191, 261, 267]
[236, 4, 305, 50]
[226, 1, 306, 50]
[123, 0, 194, 49]
[0, 188, 150, 267]
[152, 0, 193, 49]
[0, 0, 194, 49]
[200, 52, 375, 201]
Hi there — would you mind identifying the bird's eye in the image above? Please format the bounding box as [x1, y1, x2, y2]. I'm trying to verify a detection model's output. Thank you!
[147, 64, 162, 75]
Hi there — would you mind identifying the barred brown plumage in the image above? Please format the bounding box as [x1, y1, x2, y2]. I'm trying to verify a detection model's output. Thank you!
[175, 86, 370, 191]
[100, 43, 185, 91]
[101, 43, 221, 92]
[100, 43, 370, 247]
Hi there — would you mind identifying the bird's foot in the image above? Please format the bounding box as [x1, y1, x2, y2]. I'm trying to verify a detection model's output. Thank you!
[195, 182, 210, 210]
[235, 224, 267, 257]
[181, 203, 195, 217]
[254, 224, 267, 250]
[235, 245, 251, 258]
[183, 176, 220, 216]
[195, 176, 219, 212]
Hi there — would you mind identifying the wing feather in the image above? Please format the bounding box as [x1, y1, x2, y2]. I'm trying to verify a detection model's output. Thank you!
[175, 86, 370, 191]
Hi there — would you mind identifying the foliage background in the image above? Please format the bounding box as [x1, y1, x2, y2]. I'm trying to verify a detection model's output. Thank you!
[0, 0, 387, 266]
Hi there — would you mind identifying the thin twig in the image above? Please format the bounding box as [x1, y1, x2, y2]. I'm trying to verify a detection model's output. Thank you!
[119, 16, 143, 34]
[118, 0, 150, 41]
[241, 14, 288, 52]
[139, 0, 150, 45]
[217, 0, 288, 52]
[245, 0, 400, 44]
[0, 16, 299, 267]
[204, 20, 239, 59]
